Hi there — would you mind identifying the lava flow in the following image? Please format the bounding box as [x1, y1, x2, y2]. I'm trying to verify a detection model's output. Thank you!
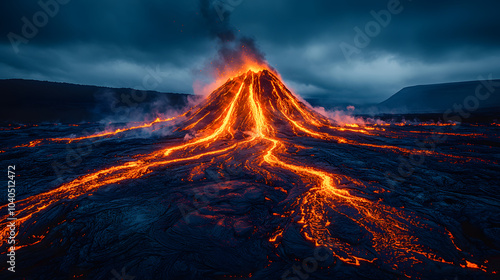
[1, 67, 496, 278]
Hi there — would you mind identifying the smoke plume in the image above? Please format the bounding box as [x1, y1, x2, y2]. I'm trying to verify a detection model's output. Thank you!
[196, 0, 271, 90]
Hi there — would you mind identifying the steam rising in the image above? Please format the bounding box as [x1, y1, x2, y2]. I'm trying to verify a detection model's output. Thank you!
[197, 0, 272, 82]
[313, 106, 386, 126]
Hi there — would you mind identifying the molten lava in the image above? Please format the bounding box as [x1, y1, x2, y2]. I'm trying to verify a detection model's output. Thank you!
[1, 68, 495, 278]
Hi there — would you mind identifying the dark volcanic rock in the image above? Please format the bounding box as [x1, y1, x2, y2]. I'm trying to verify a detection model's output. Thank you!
[1, 72, 499, 280]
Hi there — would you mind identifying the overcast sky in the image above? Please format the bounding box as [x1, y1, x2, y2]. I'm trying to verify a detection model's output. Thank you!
[1, 0, 499, 104]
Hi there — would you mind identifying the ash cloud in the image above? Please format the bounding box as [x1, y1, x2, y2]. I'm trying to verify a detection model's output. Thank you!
[198, 0, 269, 78]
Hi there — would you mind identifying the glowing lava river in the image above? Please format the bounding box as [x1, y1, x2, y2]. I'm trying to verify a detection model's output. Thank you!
[1, 68, 500, 279]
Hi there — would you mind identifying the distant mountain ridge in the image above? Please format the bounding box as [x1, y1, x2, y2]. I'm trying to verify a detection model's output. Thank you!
[378, 79, 500, 113]
[0, 79, 196, 123]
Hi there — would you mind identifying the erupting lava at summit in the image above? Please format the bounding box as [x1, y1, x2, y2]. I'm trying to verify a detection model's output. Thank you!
[1, 66, 499, 279]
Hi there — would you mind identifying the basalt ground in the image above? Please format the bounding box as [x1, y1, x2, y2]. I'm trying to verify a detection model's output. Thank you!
[0, 70, 499, 280]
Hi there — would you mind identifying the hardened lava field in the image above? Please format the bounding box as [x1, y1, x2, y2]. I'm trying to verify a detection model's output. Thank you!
[1, 69, 500, 280]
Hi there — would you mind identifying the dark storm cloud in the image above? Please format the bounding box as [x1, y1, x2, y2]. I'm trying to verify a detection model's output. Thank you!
[1, 0, 499, 103]
[0, 0, 204, 50]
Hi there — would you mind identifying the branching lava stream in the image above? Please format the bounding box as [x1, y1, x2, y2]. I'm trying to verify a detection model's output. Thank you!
[1, 68, 496, 278]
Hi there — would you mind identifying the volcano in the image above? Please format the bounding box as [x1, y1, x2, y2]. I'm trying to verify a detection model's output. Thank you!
[179, 69, 330, 136]
[1, 68, 499, 279]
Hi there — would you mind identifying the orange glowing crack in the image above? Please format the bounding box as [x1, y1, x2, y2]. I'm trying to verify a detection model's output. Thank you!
[0, 140, 249, 248]
[53, 116, 179, 143]
[8, 116, 179, 150]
